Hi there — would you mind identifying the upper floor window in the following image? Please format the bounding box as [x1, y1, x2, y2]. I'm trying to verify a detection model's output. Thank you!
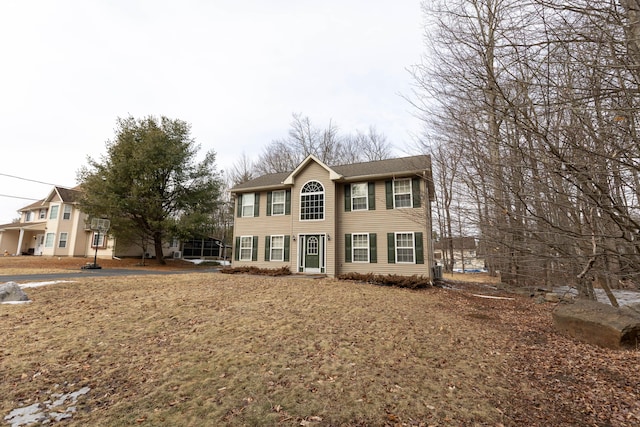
[25, 211, 32, 221]
[242, 193, 255, 217]
[49, 205, 59, 220]
[393, 179, 412, 208]
[39, 209, 47, 219]
[351, 183, 368, 210]
[63, 205, 72, 220]
[271, 190, 286, 216]
[300, 181, 324, 221]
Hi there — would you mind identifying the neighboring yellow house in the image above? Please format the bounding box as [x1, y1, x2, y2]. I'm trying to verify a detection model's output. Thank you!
[0, 186, 179, 259]
[230, 154, 435, 278]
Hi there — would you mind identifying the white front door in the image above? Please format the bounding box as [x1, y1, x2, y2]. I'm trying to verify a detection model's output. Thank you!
[34, 234, 44, 256]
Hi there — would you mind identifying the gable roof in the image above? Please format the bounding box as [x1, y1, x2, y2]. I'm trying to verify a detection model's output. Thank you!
[19, 186, 82, 212]
[231, 154, 432, 192]
[282, 154, 342, 185]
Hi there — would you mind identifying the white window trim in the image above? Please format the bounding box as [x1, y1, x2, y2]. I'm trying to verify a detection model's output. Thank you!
[63, 205, 72, 220]
[239, 235, 253, 261]
[270, 235, 285, 262]
[271, 190, 286, 216]
[393, 178, 413, 209]
[49, 205, 59, 220]
[45, 233, 55, 248]
[58, 232, 68, 248]
[395, 231, 416, 264]
[300, 180, 325, 221]
[25, 211, 32, 222]
[242, 193, 255, 217]
[351, 183, 368, 211]
[92, 232, 106, 248]
[352, 232, 370, 263]
[39, 209, 47, 219]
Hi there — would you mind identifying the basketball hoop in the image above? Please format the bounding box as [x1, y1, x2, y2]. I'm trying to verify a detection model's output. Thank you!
[82, 218, 111, 270]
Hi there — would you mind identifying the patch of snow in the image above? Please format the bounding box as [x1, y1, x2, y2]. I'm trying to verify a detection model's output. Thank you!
[4, 387, 89, 427]
[19, 280, 74, 289]
[554, 286, 640, 307]
[1, 300, 31, 305]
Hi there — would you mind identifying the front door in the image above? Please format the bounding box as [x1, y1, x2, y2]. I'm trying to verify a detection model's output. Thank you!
[301, 234, 324, 273]
[34, 234, 44, 256]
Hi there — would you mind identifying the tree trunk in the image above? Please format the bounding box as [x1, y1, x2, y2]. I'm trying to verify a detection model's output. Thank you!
[154, 232, 166, 265]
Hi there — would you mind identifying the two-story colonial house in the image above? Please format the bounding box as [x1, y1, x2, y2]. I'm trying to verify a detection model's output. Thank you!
[230, 154, 435, 278]
[0, 186, 180, 259]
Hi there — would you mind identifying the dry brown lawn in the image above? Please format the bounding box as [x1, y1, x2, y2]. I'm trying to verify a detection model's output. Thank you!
[1, 257, 638, 426]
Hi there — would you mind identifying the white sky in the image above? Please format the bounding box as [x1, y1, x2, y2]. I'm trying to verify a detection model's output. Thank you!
[0, 0, 426, 223]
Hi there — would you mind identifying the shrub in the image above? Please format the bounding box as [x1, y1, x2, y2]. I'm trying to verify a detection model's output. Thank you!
[337, 272, 432, 289]
[220, 265, 291, 276]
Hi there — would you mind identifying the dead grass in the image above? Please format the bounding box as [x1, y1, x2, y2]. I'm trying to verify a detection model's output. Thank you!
[1, 267, 638, 426]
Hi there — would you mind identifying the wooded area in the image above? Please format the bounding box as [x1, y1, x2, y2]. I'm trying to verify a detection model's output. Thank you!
[411, 0, 640, 299]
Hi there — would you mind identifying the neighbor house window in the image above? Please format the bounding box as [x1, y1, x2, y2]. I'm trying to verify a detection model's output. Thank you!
[39, 209, 47, 219]
[351, 183, 368, 211]
[393, 179, 412, 208]
[395, 232, 415, 263]
[25, 211, 32, 221]
[271, 190, 286, 215]
[63, 205, 72, 220]
[352, 233, 369, 262]
[300, 181, 324, 220]
[242, 193, 255, 217]
[269, 235, 284, 261]
[58, 232, 68, 248]
[239, 236, 253, 261]
[92, 232, 106, 248]
[45, 233, 55, 248]
[49, 205, 59, 220]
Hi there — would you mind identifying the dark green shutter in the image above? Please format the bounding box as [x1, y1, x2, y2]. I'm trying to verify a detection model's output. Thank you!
[415, 232, 424, 264]
[254, 193, 260, 217]
[252, 236, 258, 261]
[266, 192, 272, 216]
[368, 183, 376, 210]
[345, 234, 352, 263]
[236, 195, 242, 217]
[412, 178, 421, 208]
[265, 236, 271, 261]
[369, 233, 377, 263]
[284, 235, 290, 262]
[387, 233, 395, 263]
[344, 184, 351, 212]
[234, 236, 240, 261]
[285, 190, 291, 215]
[385, 181, 393, 209]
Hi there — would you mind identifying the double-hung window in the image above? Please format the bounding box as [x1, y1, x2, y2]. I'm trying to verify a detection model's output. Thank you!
[270, 235, 284, 261]
[39, 209, 47, 219]
[45, 233, 55, 248]
[63, 205, 72, 220]
[271, 190, 286, 215]
[239, 236, 253, 261]
[300, 181, 324, 220]
[49, 205, 59, 220]
[25, 211, 32, 221]
[351, 183, 368, 211]
[395, 232, 415, 263]
[352, 233, 370, 262]
[58, 232, 68, 248]
[242, 193, 255, 217]
[92, 232, 106, 248]
[393, 179, 412, 208]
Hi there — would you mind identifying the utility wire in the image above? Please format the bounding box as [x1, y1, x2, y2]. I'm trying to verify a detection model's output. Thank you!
[0, 193, 41, 201]
[0, 172, 58, 186]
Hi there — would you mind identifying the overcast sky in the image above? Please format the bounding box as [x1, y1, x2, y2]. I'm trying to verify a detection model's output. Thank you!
[0, 0, 426, 223]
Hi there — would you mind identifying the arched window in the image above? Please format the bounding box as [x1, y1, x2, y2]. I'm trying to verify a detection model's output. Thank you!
[300, 181, 324, 220]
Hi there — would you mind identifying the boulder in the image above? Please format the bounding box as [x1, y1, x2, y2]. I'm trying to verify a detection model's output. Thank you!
[553, 300, 640, 349]
[0, 282, 29, 303]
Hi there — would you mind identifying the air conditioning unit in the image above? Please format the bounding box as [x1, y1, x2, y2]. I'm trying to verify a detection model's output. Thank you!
[173, 251, 182, 259]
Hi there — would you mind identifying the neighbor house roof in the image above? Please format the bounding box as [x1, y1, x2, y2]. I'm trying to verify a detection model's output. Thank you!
[231, 154, 432, 192]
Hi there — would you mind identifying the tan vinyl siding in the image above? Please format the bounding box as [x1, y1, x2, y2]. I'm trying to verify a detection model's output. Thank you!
[290, 162, 336, 276]
[233, 190, 295, 270]
[336, 180, 432, 277]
